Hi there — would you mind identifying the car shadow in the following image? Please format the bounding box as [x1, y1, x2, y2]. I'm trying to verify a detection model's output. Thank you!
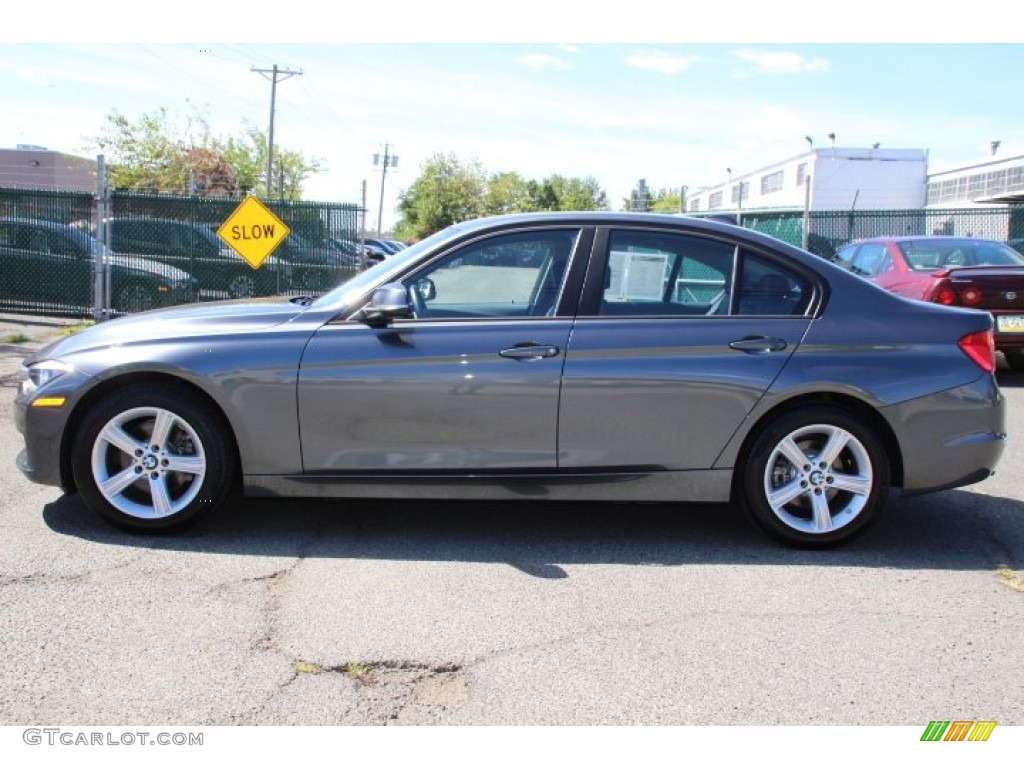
[41, 486, 1024, 575]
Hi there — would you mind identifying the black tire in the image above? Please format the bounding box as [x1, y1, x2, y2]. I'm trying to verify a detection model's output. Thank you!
[227, 273, 257, 299]
[737, 406, 890, 548]
[71, 385, 236, 532]
[115, 283, 157, 314]
[1003, 349, 1024, 371]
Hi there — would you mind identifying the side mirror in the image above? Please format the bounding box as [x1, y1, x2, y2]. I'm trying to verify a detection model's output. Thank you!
[361, 282, 411, 326]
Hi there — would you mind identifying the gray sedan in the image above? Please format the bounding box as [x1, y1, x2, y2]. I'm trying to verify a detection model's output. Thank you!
[14, 212, 1007, 546]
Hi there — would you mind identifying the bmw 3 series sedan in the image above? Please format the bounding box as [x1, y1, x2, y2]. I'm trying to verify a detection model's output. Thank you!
[14, 212, 1006, 546]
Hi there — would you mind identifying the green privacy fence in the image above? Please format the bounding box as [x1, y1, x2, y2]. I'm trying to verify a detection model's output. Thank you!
[0, 186, 362, 317]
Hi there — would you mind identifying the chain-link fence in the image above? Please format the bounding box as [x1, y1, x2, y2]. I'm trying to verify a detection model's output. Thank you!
[0, 186, 362, 318]
[741, 206, 1024, 260]
[2, 182, 1022, 318]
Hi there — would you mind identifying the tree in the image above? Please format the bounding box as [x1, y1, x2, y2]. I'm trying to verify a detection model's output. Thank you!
[486, 171, 533, 215]
[623, 186, 683, 213]
[90, 107, 321, 199]
[221, 123, 322, 200]
[535, 174, 609, 211]
[395, 153, 487, 240]
[395, 155, 610, 239]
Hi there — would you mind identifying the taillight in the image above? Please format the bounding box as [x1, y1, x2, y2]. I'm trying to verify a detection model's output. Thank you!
[960, 287, 983, 306]
[958, 329, 996, 372]
[932, 280, 957, 305]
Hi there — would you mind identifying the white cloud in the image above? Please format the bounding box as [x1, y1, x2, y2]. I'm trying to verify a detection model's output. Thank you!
[516, 53, 574, 71]
[732, 49, 829, 75]
[624, 50, 700, 75]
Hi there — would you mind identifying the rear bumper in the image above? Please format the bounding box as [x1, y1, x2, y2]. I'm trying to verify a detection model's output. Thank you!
[882, 374, 1006, 493]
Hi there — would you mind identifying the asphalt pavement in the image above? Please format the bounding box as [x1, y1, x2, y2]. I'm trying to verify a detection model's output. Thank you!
[0, 312, 1021, 729]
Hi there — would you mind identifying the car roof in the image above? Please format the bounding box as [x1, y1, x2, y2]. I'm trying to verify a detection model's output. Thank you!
[850, 235, 1006, 245]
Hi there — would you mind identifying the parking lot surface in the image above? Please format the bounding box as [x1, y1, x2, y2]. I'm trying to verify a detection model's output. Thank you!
[1, 318, 1022, 725]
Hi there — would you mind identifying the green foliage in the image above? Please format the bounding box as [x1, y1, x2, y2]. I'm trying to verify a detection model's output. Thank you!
[222, 123, 322, 200]
[395, 153, 488, 240]
[624, 187, 684, 213]
[395, 153, 609, 240]
[90, 107, 321, 200]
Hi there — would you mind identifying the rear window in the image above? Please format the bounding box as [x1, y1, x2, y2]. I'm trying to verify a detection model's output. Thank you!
[899, 240, 1024, 270]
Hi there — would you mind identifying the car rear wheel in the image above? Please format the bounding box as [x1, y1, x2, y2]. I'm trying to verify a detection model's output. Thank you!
[71, 386, 235, 532]
[115, 283, 157, 314]
[738, 406, 890, 547]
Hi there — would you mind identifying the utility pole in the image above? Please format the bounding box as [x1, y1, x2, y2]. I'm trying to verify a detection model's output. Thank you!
[360, 179, 368, 259]
[635, 178, 648, 212]
[373, 144, 398, 236]
[251, 64, 302, 198]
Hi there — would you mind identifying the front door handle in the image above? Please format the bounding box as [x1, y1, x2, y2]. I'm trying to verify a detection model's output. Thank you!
[728, 336, 788, 353]
[499, 343, 561, 360]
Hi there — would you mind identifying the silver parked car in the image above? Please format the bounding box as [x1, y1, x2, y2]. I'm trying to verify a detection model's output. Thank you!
[14, 212, 1006, 546]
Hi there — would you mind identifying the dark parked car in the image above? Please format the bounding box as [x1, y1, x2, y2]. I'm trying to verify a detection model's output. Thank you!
[15, 213, 1006, 547]
[834, 236, 1024, 369]
[97, 217, 290, 299]
[274, 232, 359, 293]
[0, 217, 196, 314]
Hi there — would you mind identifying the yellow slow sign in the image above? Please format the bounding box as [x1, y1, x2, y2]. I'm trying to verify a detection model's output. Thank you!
[216, 196, 291, 269]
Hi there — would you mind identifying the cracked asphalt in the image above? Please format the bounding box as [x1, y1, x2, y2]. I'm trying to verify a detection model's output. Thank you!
[1, 316, 1022, 725]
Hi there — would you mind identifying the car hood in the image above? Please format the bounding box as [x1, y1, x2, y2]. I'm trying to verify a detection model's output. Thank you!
[28, 297, 314, 363]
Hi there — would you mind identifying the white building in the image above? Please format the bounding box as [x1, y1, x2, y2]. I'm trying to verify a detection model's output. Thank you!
[687, 148, 929, 214]
[926, 153, 1024, 207]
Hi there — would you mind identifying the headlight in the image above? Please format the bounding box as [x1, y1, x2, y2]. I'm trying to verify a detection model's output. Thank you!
[18, 360, 73, 397]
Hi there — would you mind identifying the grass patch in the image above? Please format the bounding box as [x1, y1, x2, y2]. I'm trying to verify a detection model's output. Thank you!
[996, 567, 1024, 593]
[58, 320, 96, 336]
[345, 662, 376, 682]
[2, 333, 30, 344]
[295, 661, 322, 675]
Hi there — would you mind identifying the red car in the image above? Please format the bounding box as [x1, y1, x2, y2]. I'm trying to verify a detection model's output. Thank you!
[835, 236, 1024, 369]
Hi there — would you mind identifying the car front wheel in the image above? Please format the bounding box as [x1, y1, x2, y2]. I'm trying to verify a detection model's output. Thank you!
[71, 386, 235, 532]
[738, 406, 890, 547]
[227, 274, 257, 299]
[115, 283, 157, 314]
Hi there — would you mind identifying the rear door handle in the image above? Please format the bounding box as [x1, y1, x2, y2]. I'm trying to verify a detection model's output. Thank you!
[729, 336, 788, 353]
[499, 343, 561, 360]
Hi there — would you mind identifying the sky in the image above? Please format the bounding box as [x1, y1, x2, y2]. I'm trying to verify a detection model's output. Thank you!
[2, 2, 1023, 232]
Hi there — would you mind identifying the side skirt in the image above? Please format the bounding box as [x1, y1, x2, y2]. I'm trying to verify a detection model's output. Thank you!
[243, 469, 734, 503]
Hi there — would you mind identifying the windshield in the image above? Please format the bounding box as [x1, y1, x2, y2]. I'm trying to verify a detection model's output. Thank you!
[311, 223, 471, 310]
[899, 239, 1024, 270]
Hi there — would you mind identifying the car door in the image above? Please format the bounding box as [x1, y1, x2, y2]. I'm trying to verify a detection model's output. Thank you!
[297, 227, 589, 472]
[45, 228, 93, 309]
[558, 227, 815, 471]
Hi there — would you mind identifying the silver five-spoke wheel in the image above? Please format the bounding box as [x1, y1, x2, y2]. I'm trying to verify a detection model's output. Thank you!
[73, 386, 235, 532]
[763, 424, 873, 535]
[740, 406, 890, 547]
[90, 407, 207, 519]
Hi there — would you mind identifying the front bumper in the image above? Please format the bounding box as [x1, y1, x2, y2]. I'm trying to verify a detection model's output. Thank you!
[14, 368, 94, 489]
